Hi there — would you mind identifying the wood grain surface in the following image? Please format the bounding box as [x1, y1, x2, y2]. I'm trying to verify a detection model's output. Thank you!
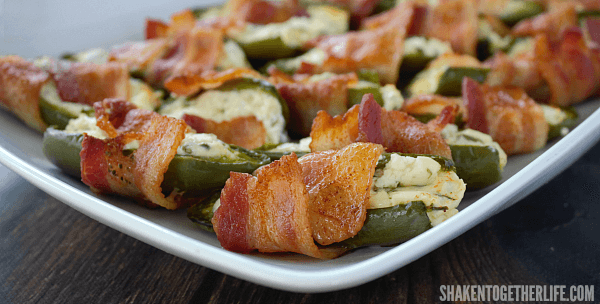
[1, 142, 599, 304]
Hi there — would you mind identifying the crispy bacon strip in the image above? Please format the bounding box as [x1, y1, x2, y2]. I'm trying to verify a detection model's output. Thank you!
[182, 114, 267, 149]
[462, 78, 548, 155]
[486, 27, 600, 106]
[164, 68, 263, 96]
[402, 94, 467, 122]
[212, 154, 327, 258]
[409, 0, 479, 56]
[268, 69, 358, 137]
[302, 1, 415, 84]
[310, 94, 454, 159]
[145, 19, 170, 40]
[80, 99, 188, 209]
[584, 18, 600, 47]
[221, 0, 304, 24]
[298, 142, 383, 245]
[512, 3, 578, 40]
[0, 56, 49, 132]
[51, 61, 130, 106]
[146, 27, 224, 87]
[484, 51, 544, 93]
[534, 28, 600, 106]
[109, 39, 170, 73]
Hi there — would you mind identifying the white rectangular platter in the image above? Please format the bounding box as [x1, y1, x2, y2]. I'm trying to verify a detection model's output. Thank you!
[2, 0, 600, 293]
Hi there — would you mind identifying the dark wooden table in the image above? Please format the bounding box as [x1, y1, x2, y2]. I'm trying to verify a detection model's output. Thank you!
[1, 141, 599, 304]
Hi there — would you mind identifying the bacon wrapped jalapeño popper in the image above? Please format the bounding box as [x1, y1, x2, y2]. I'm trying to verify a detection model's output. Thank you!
[188, 143, 465, 258]
[42, 99, 271, 208]
[0, 55, 161, 132]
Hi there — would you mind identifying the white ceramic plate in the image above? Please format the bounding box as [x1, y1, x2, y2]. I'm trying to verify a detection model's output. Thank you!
[3, 0, 600, 293]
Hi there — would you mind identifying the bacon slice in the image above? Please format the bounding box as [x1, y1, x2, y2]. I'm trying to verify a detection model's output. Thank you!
[486, 27, 600, 106]
[164, 68, 263, 96]
[462, 78, 548, 155]
[145, 19, 170, 40]
[51, 61, 130, 106]
[402, 94, 467, 122]
[221, 0, 304, 25]
[182, 114, 267, 149]
[512, 3, 578, 40]
[212, 154, 326, 258]
[298, 142, 383, 245]
[484, 51, 544, 93]
[268, 69, 358, 137]
[410, 0, 479, 56]
[302, 1, 415, 84]
[146, 27, 224, 87]
[534, 27, 600, 106]
[109, 39, 170, 74]
[310, 94, 454, 159]
[80, 99, 188, 209]
[0, 56, 49, 132]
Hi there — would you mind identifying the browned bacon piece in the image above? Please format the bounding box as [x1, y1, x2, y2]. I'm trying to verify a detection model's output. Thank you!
[221, 0, 305, 25]
[80, 99, 188, 210]
[268, 68, 358, 137]
[146, 27, 224, 87]
[534, 28, 600, 106]
[484, 51, 544, 94]
[486, 27, 600, 106]
[298, 142, 383, 245]
[409, 0, 479, 56]
[0, 56, 50, 132]
[310, 94, 454, 159]
[512, 3, 578, 40]
[164, 68, 263, 96]
[51, 61, 130, 106]
[109, 39, 170, 74]
[212, 153, 326, 258]
[402, 94, 467, 122]
[302, 1, 415, 84]
[462, 78, 548, 155]
[182, 114, 267, 149]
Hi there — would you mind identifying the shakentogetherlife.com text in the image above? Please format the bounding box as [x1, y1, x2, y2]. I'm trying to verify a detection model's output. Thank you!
[439, 285, 594, 302]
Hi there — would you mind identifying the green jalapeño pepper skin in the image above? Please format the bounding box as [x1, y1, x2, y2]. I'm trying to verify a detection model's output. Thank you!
[547, 106, 578, 140]
[450, 144, 502, 190]
[347, 85, 384, 107]
[38, 83, 94, 129]
[498, 0, 544, 27]
[161, 146, 271, 196]
[215, 77, 290, 125]
[42, 128, 272, 195]
[407, 67, 490, 97]
[253, 143, 309, 161]
[341, 201, 432, 248]
[42, 128, 85, 178]
[187, 191, 220, 233]
[238, 37, 300, 60]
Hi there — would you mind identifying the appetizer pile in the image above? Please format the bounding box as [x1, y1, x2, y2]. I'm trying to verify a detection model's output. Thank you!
[1, 0, 599, 258]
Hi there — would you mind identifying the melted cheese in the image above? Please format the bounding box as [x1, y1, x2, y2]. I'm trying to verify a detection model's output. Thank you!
[380, 84, 404, 110]
[404, 37, 452, 58]
[442, 124, 508, 169]
[159, 88, 285, 144]
[64, 115, 108, 139]
[369, 154, 465, 226]
[233, 5, 349, 48]
[267, 137, 312, 153]
[177, 133, 239, 159]
[217, 40, 252, 70]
